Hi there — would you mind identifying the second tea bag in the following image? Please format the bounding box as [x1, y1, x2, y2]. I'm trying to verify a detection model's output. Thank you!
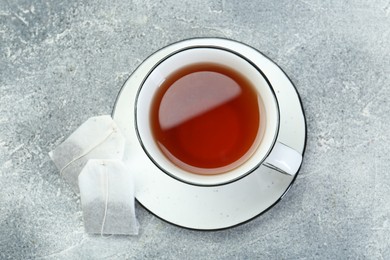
[78, 159, 139, 235]
[49, 115, 125, 193]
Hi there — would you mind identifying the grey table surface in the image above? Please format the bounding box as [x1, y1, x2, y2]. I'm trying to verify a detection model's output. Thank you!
[1, 0, 390, 259]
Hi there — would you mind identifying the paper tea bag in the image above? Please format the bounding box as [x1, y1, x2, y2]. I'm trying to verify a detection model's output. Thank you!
[79, 159, 139, 235]
[49, 115, 125, 193]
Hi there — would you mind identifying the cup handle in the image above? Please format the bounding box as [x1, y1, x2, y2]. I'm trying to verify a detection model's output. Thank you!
[263, 142, 302, 176]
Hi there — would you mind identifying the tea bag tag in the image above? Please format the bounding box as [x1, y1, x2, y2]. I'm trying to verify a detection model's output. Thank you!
[78, 159, 139, 235]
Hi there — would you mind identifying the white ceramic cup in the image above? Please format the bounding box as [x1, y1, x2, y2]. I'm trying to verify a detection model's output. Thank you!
[136, 47, 302, 186]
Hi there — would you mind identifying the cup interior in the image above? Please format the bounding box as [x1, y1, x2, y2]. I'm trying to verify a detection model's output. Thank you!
[136, 47, 279, 186]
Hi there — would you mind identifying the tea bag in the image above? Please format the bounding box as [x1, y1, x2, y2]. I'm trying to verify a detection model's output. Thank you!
[49, 115, 125, 193]
[78, 159, 139, 235]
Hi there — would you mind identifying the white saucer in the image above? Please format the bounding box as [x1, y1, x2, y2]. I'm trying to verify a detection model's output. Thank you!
[112, 38, 306, 230]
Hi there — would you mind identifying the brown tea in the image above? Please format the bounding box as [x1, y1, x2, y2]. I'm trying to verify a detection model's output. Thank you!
[150, 63, 261, 175]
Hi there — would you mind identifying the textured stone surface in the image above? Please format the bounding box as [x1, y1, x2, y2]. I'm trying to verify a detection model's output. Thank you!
[1, 0, 390, 259]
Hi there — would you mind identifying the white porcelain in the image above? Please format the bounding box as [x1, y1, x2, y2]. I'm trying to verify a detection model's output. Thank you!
[136, 47, 297, 186]
[113, 38, 306, 230]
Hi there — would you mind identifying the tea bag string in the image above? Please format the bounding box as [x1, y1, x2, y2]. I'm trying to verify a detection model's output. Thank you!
[59, 124, 117, 176]
[101, 161, 109, 236]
